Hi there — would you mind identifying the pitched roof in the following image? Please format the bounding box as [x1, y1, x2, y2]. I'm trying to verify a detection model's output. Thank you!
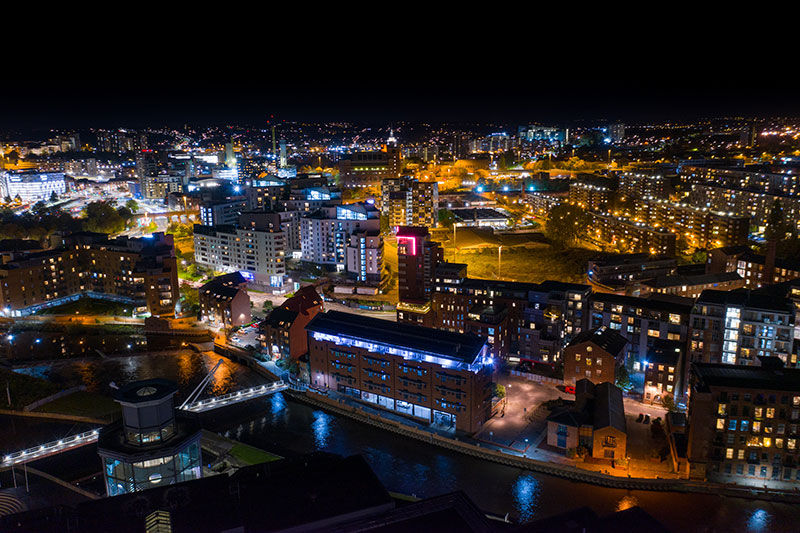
[280, 285, 322, 315]
[568, 327, 627, 357]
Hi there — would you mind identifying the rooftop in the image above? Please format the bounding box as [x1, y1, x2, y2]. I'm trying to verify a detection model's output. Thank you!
[693, 362, 800, 393]
[306, 311, 487, 367]
[568, 327, 628, 357]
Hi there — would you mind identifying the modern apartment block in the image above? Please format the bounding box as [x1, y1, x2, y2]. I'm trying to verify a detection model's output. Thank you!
[688, 182, 800, 233]
[306, 311, 493, 433]
[193, 212, 287, 290]
[300, 203, 380, 272]
[588, 211, 677, 256]
[686, 359, 800, 485]
[395, 226, 445, 326]
[431, 263, 590, 363]
[199, 197, 248, 227]
[706, 245, 800, 289]
[345, 230, 383, 284]
[618, 171, 670, 200]
[381, 176, 439, 230]
[688, 289, 793, 367]
[587, 254, 677, 293]
[589, 293, 692, 372]
[568, 182, 610, 212]
[631, 197, 750, 249]
[0, 232, 179, 317]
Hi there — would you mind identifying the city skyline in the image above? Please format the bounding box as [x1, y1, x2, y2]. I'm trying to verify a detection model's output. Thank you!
[2, 80, 799, 131]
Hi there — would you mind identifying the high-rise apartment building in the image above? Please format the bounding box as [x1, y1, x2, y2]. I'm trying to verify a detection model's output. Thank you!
[193, 212, 287, 290]
[300, 203, 380, 272]
[381, 177, 439, 230]
[395, 226, 444, 326]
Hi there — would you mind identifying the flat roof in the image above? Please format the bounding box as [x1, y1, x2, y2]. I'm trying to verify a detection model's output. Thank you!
[693, 362, 800, 393]
[306, 311, 487, 366]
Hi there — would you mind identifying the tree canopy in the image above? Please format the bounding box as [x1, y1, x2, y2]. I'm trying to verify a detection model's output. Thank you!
[545, 204, 589, 248]
[82, 201, 129, 234]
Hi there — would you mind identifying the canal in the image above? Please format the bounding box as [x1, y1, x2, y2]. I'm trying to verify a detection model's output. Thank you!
[13, 352, 800, 532]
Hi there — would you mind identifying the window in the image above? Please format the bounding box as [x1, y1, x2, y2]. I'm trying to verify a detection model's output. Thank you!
[728, 419, 737, 431]
[738, 449, 745, 460]
[726, 448, 734, 459]
[741, 420, 750, 432]
[767, 408, 775, 419]
[718, 404, 727, 416]
[717, 418, 725, 430]
[575, 353, 581, 361]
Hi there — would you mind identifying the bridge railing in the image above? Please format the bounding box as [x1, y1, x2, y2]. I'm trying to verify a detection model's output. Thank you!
[180, 381, 288, 412]
[2, 429, 100, 467]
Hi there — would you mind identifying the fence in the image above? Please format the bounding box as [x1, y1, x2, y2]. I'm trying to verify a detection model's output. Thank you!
[510, 370, 561, 385]
[23, 385, 86, 412]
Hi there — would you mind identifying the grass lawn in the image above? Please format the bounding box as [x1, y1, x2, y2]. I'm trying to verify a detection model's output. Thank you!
[228, 443, 281, 465]
[1, 368, 62, 410]
[35, 391, 121, 420]
[453, 244, 596, 284]
[38, 298, 134, 317]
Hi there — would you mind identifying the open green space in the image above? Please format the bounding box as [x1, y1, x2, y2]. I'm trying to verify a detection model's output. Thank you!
[228, 443, 281, 465]
[37, 298, 135, 317]
[34, 390, 121, 420]
[454, 244, 596, 284]
[0, 367, 63, 410]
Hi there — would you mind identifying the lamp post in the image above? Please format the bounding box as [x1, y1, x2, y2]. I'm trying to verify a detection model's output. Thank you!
[498, 245, 503, 279]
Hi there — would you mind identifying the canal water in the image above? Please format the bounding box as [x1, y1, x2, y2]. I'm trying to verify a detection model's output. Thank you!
[14, 353, 800, 532]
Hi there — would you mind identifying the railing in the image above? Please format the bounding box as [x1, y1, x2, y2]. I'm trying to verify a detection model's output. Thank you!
[179, 381, 288, 413]
[2, 429, 100, 467]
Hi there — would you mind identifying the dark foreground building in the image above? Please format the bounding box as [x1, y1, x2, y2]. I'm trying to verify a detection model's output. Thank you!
[0, 451, 666, 533]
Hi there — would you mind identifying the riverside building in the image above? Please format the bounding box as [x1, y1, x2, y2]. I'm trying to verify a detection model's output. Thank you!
[306, 311, 493, 433]
[0, 232, 179, 317]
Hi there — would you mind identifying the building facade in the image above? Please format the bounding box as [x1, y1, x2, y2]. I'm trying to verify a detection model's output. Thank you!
[306, 311, 493, 433]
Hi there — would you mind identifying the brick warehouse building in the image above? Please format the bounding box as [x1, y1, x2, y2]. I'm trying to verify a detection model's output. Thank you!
[306, 311, 493, 433]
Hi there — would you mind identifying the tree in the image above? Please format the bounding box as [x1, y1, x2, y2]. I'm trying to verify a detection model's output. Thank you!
[545, 203, 589, 248]
[661, 394, 678, 413]
[492, 383, 506, 399]
[83, 201, 126, 234]
[616, 365, 632, 392]
[49, 190, 58, 203]
[125, 199, 139, 213]
[438, 209, 455, 229]
[765, 199, 788, 241]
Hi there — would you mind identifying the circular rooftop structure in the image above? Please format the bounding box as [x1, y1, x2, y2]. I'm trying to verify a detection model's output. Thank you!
[114, 379, 178, 404]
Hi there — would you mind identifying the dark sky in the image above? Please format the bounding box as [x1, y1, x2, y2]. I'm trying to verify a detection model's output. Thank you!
[1, 80, 797, 131]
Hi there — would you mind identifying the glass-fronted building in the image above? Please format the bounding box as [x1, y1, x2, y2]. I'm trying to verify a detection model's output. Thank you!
[98, 379, 202, 497]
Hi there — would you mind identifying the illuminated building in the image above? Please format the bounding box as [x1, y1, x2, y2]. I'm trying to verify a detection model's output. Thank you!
[395, 226, 444, 327]
[346, 230, 382, 284]
[300, 203, 380, 271]
[619, 171, 670, 200]
[639, 272, 745, 299]
[381, 177, 439, 230]
[588, 211, 677, 256]
[689, 289, 793, 367]
[98, 379, 202, 496]
[307, 310, 493, 433]
[259, 285, 322, 361]
[563, 327, 627, 387]
[589, 293, 692, 373]
[632, 197, 750, 250]
[246, 176, 286, 210]
[686, 359, 800, 485]
[450, 208, 510, 229]
[608, 123, 625, 143]
[193, 212, 288, 291]
[546, 379, 627, 459]
[568, 182, 610, 212]
[706, 245, 800, 289]
[643, 339, 685, 403]
[587, 254, 677, 294]
[0, 232, 179, 317]
[338, 146, 401, 188]
[199, 272, 251, 328]
[199, 197, 248, 226]
[0, 170, 66, 203]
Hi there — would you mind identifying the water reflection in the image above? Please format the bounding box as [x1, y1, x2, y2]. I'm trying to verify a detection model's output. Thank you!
[312, 410, 332, 449]
[747, 508, 770, 532]
[616, 494, 639, 512]
[512, 473, 540, 524]
[270, 393, 287, 417]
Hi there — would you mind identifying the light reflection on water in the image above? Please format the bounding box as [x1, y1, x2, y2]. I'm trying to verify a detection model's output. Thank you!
[312, 410, 333, 449]
[512, 473, 541, 523]
[747, 508, 770, 532]
[616, 494, 639, 512]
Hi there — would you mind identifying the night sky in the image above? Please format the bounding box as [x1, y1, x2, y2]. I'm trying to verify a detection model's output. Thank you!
[1, 80, 797, 131]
